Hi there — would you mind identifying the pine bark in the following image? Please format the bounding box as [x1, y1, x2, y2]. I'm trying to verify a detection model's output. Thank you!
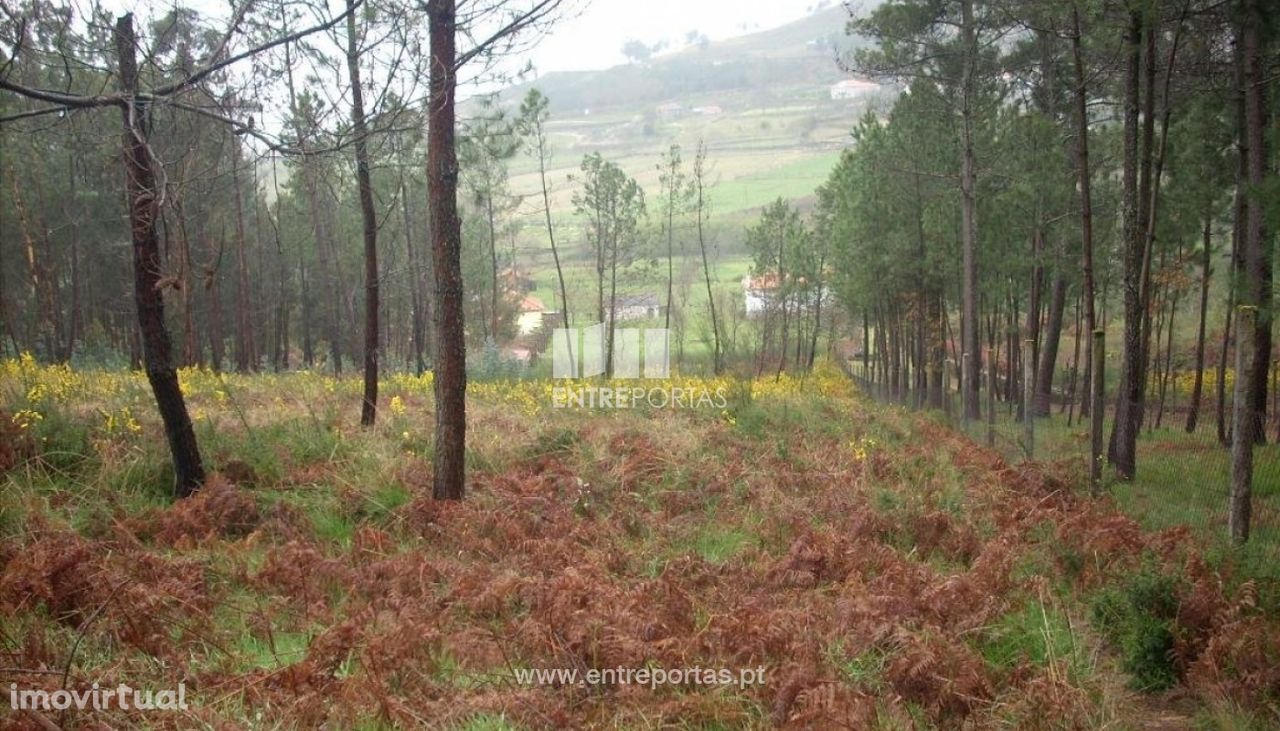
[427, 0, 466, 500]
[115, 13, 205, 498]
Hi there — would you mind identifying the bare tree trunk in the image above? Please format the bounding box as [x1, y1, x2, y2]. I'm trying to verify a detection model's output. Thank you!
[209, 230, 227, 371]
[1036, 274, 1067, 416]
[344, 0, 380, 426]
[807, 244, 827, 369]
[1217, 290, 1235, 445]
[400, 147, 427, 374]
[694, 145, 720, 373]
[1219, 39, 1248, 446]
[606, 217, 619, 376]
[173, 191, 198, 366]
[536, 119, 570, 333]
[1067, 287, 1082, 423]
[1155, 275, 1177, 429]
[1109, 10, 1144, 479]
[774, 217, 790, 379]
[230, 140, 255, 372]
[959, 0, 980, 420]
[1186, 216, 1213, 432]
[1241, 0, 1272, 445]
[428, 0, 466, 500]
[115, 13, 205, 498]
[1231, 305, 1256, 543]
[65, 157, 83, 361]
[485, 196, 500, 342]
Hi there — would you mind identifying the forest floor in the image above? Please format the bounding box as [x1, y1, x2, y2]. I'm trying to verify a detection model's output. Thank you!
[1, 359, 1277, 730]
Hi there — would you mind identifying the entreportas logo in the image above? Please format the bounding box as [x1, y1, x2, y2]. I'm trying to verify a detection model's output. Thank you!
[550, 324, 726, 409]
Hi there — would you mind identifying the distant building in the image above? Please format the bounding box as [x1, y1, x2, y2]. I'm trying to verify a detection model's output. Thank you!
[516, 295, 551, 336]
[502, 346, 535, 364]
[691, 105, 723, 116]
[656, 102, 685, 118]
[499, 267, 535, 294]
[743, 273, 778, 316]
[743, 272, 828, 317]
[830, 78, 880, 100]
[614, 293, 662, 321]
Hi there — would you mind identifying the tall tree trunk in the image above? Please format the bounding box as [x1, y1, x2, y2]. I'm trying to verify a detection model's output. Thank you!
[1024, 227, 1043, 418]
[1219, 37, 1248, 446]
[231, 140, 255, 372]
[400, 148, 427, 374]
[427, 0, 465, 500]
[1241, 0, 1272, 445]
[808, 244, 827, 369]
[1217, 272, 1236, 445]
[1067, 287, 1082, 423]
[487, 195, 500, 341]
[346, 0, 380, 427]
[606, 220, 619, 376]
[959, 0, 980, 420]
[775, 218, 791, 379]
[1037, 274, 1068, 416]
[209, 230, 227, 371]
[65, 157, 82, 361]
[1109, 10, 1144, 479]
[115, 13, 205, 498]
[175, 195, 197, 366]
[1186, 215, 1213, 432]
[695, 144, 721, 373]
[1155, 274, 1178, 429]
[929, 291, 944, 408]
[537, 120, 571, 334]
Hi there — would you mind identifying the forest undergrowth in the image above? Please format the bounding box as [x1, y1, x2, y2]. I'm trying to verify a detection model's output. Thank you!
[1, 360, 1277, 729]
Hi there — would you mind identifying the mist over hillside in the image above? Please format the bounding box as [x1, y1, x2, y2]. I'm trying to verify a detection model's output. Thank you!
[485, 4, 891, 241]
[493, 4, 869, 117]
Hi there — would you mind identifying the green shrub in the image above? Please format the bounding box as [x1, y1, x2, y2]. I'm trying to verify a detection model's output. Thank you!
[1091, 566, 1181, 691]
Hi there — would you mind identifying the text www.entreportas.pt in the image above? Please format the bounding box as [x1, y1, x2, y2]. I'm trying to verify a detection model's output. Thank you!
[512, 665, 767, 689]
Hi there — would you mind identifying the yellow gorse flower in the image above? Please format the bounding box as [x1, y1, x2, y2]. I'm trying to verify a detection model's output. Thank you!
[389, 395, 407, 416]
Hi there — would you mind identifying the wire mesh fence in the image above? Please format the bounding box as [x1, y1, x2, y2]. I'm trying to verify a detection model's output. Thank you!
[845, 351, 1280, 564]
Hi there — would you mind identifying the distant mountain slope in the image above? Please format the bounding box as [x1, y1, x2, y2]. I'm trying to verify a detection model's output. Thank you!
[490, 3, 893, 275]
[495, 5, 866, 117]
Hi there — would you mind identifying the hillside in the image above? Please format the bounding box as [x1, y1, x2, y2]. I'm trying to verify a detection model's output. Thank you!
[486, 5, 891, 298]
[492, 5, 888, 222]
[495, 5, 867, 117]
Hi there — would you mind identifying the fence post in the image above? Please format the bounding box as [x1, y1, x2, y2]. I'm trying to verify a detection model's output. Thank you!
[1023, 339, 1035, 459]
[1090, 329, 1104, 494]
[986, 346, 996, 448]
[1230, 306, 1256, 545]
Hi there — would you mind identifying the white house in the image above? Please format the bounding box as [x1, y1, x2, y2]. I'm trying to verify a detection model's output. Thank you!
[614, 293, 662, 321]
[743, 273, 777, 316]
[830, 78, 880, 100]
[743, 273, 829, 318]
[516, 295, 550, 335]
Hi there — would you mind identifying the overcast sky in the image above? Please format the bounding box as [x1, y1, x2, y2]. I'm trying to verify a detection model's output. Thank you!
[93, 0, 837, 75]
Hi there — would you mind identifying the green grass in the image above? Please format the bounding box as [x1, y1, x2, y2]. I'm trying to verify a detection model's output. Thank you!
[689, 524, 754, 563]
[711, 151, 842, 212]
[979, 599, 1084, 676]
[930, 391, 1280, 578]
